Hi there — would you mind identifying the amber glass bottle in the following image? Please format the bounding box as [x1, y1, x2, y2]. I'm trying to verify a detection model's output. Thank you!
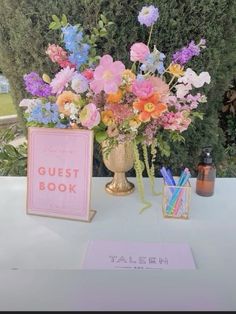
[196, 147, 216, 196]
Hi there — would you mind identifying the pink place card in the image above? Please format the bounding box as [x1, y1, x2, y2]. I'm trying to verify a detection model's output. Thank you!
[27, 127, 96, 222]
[82, 240, 196, 270]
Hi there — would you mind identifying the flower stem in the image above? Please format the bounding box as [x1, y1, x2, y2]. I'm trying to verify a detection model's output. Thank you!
[147, 24, 154, 47]
[133, 140, 152, 213]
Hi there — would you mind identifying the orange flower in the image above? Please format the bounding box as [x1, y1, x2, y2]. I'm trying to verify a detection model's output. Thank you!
[133, 93, 167, 122]
[101, 110, 115, 126]
[106, 89, 123, 103]
[56, 91, 80, 115]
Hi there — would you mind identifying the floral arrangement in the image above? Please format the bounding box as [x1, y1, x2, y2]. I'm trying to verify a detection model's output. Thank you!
[20, 5, 211, 211]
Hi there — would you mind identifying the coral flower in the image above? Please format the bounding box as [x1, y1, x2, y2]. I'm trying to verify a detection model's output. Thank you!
[101, 110, 115, 126]
[90, 55, 125, 94]
[133, 93, 167, 122]
[106, 89, 123, 103]
[167, 63, 185, 77]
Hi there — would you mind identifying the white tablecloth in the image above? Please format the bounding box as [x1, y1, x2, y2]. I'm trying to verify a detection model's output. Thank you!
[0, 176, 236, 311]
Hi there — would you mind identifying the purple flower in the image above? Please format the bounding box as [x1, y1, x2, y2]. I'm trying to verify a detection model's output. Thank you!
[138, 5, 159, 27]
[24, 72, 52, 97]
[172, 40, 201, 65]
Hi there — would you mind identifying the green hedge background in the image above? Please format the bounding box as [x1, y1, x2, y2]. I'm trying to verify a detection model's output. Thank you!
[0, 0, 236, 176]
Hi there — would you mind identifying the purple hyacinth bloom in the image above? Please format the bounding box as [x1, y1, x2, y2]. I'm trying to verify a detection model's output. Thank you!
[138, 5, 159, 27]
[172, 40, 201, 65]
[24, 72, 52, 97]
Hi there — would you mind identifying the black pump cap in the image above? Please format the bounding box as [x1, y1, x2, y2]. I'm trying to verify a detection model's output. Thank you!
[202, 146, 213, 164]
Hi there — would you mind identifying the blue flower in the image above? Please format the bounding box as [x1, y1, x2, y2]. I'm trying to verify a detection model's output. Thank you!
[140, 46, 166, 74]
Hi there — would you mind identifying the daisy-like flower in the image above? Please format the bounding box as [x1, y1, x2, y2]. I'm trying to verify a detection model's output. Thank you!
[50, 67, 76, 95]
[138, 5, 159, 27]
[133, 93, 167, 122]
[90, 55, 125, 94]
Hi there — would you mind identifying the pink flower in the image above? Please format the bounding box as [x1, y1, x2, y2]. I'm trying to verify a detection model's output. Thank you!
[50, 67, 76, 95]
[149, 77, 169, 102]
[160, 111, 191, 133]
[90, 55, 125, 94]
[130, 42, 150, 62]
[132, 79, 154, 99]
[46, 44, 67, 63]
[79, 103, 100, 129]
[82, 69, 94, 80]
[58, 59, 76, 69]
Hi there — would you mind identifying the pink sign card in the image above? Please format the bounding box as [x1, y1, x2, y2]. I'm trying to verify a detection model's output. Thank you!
[82, 240, 196, 270]
[27, 127, 96, 222]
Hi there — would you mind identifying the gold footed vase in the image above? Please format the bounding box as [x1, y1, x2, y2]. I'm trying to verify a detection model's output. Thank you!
[102, 141, 135, 196]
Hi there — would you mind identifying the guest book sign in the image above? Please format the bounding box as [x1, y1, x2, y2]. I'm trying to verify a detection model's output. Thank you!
[27, 127, 96, 222]
[82, 240, 196, 270]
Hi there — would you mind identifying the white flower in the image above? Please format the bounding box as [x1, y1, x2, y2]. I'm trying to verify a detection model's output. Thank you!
[178, 68, 211, 88]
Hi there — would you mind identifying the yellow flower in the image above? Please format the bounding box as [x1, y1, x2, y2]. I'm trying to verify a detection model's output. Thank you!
[167, 63, 185, 77]
[101, 110, 115, 126]
[129, 116, 141, 129]
[122, 69, 136, 92]
[106, 89, 123, 103]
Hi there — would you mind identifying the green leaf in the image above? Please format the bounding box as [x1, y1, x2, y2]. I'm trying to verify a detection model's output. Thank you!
[100, 14, 107, 24]
[98, 20, 104, 28]
[52, 15, 60, 23]
[95, 131, 108, 143]
[100, 28, 107, 37]
[61, 14, 68, 26]
[49, 21, 57, 30]
[3, 145, 19, 159]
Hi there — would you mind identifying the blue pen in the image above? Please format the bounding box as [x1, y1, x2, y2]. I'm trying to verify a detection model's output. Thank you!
[160, 167, 175, 193]
[167, 168, 176, 186]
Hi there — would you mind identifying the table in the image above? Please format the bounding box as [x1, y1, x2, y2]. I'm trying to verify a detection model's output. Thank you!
[0, 176, 236, 311]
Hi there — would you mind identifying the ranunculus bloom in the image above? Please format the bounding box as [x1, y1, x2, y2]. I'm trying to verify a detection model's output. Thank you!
[79, 103, 100, 129]
[56, 91, 80, 116]
[130, 42, 150, 62]
[132, 79, 154, 99]
[133, 93, 167, 122]
[90, 55, 125, 94]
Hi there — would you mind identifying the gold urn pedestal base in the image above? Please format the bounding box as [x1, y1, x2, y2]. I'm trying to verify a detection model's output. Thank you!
[105, 172, 135, 196]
